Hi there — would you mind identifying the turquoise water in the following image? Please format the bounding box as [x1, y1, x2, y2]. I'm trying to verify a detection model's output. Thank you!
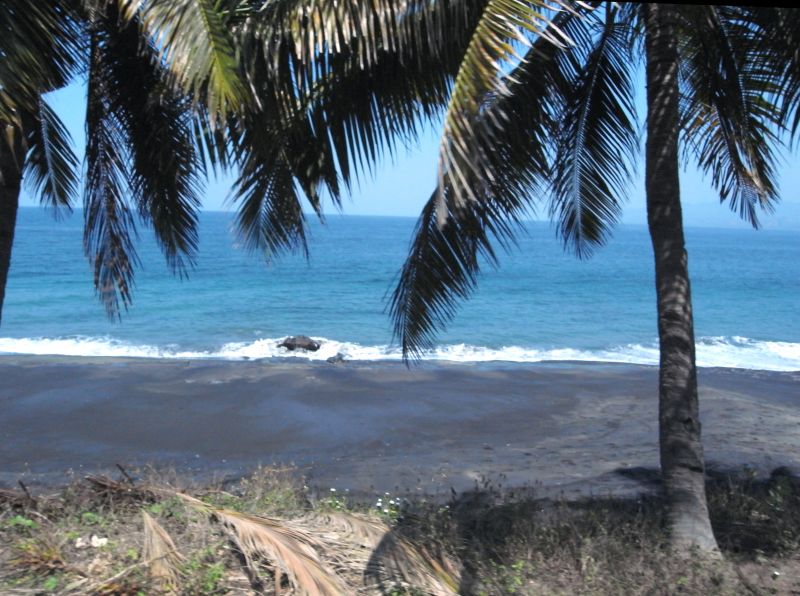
[1, 207, 798, 370]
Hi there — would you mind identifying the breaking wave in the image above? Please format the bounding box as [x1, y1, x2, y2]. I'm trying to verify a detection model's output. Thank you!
[0, 335, 798, 371]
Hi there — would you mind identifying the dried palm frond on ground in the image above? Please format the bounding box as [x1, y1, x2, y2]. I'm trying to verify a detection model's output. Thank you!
[142, 511, 184, 593]
[1, 466, 799, 595]
[298, 511, 460, 595]
[176, 491, 347, 595]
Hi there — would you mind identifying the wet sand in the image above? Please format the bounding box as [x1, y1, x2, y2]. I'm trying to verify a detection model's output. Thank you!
[1, 356, 798, 497]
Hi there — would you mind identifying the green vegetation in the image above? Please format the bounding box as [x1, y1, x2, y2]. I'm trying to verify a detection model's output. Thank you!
[1, 466, 798, 594]
[2, 0, 798, 564]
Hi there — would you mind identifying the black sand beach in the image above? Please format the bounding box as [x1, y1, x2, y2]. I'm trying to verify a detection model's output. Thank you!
[1, 356, 798, 497]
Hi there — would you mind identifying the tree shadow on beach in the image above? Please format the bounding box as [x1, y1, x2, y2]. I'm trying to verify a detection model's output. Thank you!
[2, 463, 798, 595]
[364, 465, 800, 595]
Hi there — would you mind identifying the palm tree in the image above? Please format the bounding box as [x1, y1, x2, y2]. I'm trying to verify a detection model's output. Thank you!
[0, 0, 224, 324]
[0, 0, 400, 323]
[383, 2, 790, 552]
[241, 1, 792, 552]
[3, 0, 792, 553]
[0, 1, 82, 323]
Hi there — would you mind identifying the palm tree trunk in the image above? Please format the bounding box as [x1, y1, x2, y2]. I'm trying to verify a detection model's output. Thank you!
[0, 132, 25, 326]
[643, 3, 719, 553]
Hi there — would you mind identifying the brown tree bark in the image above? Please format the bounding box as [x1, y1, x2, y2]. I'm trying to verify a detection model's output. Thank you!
[644, 3, 719, 553]
[0, 127, 25, 326]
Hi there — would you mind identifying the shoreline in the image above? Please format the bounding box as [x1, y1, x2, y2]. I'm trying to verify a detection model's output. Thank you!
[1, 356, 798, 497]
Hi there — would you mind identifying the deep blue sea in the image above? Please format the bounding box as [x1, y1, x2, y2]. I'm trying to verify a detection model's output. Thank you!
[1, 207, 798, 370]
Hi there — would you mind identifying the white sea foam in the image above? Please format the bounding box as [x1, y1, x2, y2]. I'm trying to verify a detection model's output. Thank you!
[0, 335, 798, 371]
[0, 336, 209, 359]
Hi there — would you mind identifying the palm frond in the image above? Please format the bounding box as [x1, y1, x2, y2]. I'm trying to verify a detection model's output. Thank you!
[550, 5, 637, 257]
[434, 0, 573, 225]
[301, 511, 388, 549]
[232, 0, 486, 207]
[299, 29, 459, 190]
[232, 141, 310, 260]
[192, 106, 231, 175]
[23, 97, 79, 213]
[301, 511, 460, 595]
[0, 0, 82, 127]
[248, 0, 486, 91]
[366, 531, 459, 595]
[390, 13, 576, 359]
[142, 511, 184, 594]
[390, 189, 524, 359]
[176, 493, 347, 596]
[677, 4, 781, 227]
[84, 25, 140, 318]
[747, 7, 800, 140]
[84, 3, 207, 316]
[99, 6, 204, 274]
[121, 0, 247, 119]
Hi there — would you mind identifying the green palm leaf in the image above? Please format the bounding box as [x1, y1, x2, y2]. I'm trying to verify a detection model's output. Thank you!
[120, 0, 247, 119]
[84, 3, 206, 316]
[233, 149, 310, 260]
[23, 97, 79, 213]
[85, 27, 140, 317]
[747, 8, 800, 139]
[0, 0, 82, 133]
[229, 0, 487, 256]
[434, 0, 573, 225]
[390, 18, 574, 358]
[550, 6, 637, 257]
[101, 7, 204, 275]
[228, 59, 333, 257]
[678, 4, 781, 227]
[240, 0, 488, 194]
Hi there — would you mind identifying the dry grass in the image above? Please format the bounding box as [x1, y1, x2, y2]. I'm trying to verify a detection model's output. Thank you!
[1, 465, 798, 595]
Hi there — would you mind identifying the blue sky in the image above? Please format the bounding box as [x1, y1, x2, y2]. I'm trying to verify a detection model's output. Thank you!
[22, 81, 800, 230]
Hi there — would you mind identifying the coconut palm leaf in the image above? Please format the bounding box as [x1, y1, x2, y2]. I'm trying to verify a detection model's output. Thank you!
[98, 5, 204, 275]
[23, 97, 79, 213]
[312, 512, 458, 594]
[746, 7, 800, 140]
[366, 530, 459, 595]
[84, 25, 140, 318]
[84, 3, 205, 316]
[550, 5, 637, 257]
[229, 0, 478, 258]
[142, 511, 184, 594]
[0, 0, 82, 127]
[232, 138, 311, 259]
[677, 4, 781, 227]
[176, 493, 347, 595]
[231, 0, 488, 211]
[299, 27, 463, 189]
[434, 0, 574, 225]
[389, 13, 576, 358]
[248, 0, 486, 89]
[120, 0, 247, 119]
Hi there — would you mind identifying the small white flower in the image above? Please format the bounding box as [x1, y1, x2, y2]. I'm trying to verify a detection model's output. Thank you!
[90, 535, 108, 548]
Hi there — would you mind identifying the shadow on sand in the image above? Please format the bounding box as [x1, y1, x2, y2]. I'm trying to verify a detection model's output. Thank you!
[363, 464, 800, 594]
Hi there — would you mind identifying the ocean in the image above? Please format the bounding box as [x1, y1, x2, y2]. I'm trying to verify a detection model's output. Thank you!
[1, 207, 798, 371]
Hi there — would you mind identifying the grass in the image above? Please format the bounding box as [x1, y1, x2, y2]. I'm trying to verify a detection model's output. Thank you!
[1, 465, 798, 595]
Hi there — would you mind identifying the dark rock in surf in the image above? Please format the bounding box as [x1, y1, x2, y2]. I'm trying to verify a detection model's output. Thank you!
[326, 352, 346, 364]
[279, 335, 321, 352]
